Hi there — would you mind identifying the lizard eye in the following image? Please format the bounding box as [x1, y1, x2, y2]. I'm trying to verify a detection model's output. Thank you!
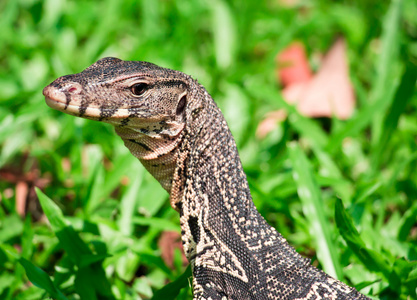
[131, 83, 148, 96]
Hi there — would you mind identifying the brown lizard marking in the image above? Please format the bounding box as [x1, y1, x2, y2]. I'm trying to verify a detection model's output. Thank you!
[43, 57, 370, 300]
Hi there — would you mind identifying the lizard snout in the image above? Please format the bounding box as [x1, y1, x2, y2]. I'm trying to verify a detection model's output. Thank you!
[43, 84, 66, 106]
[43, 80, 84, 114]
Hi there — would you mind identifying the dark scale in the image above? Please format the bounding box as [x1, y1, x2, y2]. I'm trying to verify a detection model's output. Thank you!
[44, 57, 370, 300]
[120, 117, 130, 126]
[139, 128, 149, 134]
[128, 139, 152, 152]
[188, 216, 200, 244]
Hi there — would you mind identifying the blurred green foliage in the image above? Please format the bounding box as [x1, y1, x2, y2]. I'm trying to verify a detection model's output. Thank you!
[0, 0, 417, 299]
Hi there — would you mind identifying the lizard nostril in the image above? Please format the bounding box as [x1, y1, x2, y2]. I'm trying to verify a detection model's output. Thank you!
[64, 82, 83, 94]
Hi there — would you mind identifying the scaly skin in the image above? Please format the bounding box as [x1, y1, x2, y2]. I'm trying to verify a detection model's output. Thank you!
[43, 57, 370, 300]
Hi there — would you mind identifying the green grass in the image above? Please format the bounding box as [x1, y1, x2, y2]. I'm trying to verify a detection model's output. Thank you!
[1, 0, 417, 299]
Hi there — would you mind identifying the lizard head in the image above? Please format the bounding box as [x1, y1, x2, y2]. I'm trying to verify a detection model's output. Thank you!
[43, 57, 207, 194]
[43, 57, 192, 127]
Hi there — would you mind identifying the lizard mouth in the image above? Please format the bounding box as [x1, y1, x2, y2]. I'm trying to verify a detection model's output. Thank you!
[44, 96, 82, 116]
[43, 86, 108, 120]
[44, 95, 134, 120]
[43, 85, 83, 116]
[43, 85, 124, 120]
[43, 85, 161, 121]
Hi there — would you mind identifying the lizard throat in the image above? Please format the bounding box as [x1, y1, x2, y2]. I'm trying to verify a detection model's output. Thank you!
[114, 123, 185, 193]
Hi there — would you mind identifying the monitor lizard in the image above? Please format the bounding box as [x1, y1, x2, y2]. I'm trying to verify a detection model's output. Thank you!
[43, 57, 370, 300]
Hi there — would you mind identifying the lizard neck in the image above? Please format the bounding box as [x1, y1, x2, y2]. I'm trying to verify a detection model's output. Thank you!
[178, 99, 305, 298]
[114, 119, 185, 192]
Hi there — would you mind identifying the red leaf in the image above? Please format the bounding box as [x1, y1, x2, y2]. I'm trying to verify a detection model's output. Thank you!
[277, 42, 312, 87]
[258, 39, 356, 138]
[292, 39, 356, 119]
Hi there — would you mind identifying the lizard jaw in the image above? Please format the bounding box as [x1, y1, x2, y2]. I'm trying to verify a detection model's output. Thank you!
[43, 84, 90, 117]
[43, 84, 131, 121]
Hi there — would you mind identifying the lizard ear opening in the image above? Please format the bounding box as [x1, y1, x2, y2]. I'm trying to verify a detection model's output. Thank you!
[176, 94, 187, 117]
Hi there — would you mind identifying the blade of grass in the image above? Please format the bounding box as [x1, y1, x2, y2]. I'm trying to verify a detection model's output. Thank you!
[74, 267, 99, 300]
[98, 154, 137, 207]
[288, 142, 342, 279]
[18, 257, 68, 300]
[0, 214, 23, 243]
[132, 217, 180, 232]
[369, 0, 402, 104]
[310, 145, 353, 203]
[36, 188, 91, 264]
[140, 253, 174, 278]
[21, 215, 34, 259]
[398, 202, 417, 241]
[208, 0, 237, 69]
[370, 63, 417, 172]
[335, 199, 391, 279]
[115, 250, 141, 282]
[387, 151, 417, 191]
[35, 188, 68, 232]
[139, 0, 163, 40]
[118, 169, 143, 236]
[85, 160, 105, 215]
[0, 274, 14, 297]
[75, 264, 115, 300]
[326, 98, 393, 153]
[2, 245, 25, 300]
[150, 265, 192, 300]
[370, 0, 403, 145]
[353, 181, 382, 205]
[82, 0, 122, 64]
